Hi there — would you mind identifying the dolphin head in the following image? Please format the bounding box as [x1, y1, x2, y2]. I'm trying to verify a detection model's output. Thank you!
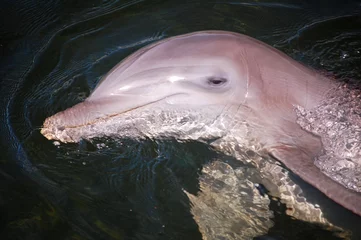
[41, 31, 335, 143]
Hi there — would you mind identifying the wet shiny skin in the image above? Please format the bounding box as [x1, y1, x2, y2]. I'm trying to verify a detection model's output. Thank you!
[41, 31, 361, 217]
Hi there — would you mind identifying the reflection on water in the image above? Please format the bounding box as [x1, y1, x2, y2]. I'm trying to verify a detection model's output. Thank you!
[1, 0, 361, 239]
[16, 138, 213, 239]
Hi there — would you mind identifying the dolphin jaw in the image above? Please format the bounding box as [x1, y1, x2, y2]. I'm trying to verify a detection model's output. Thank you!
[41, 114, 75, 143]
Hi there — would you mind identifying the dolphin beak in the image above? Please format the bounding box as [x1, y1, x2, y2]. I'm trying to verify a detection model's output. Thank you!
[40, 94, 177, 142]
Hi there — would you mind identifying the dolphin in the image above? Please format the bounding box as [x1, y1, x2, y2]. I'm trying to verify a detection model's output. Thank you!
[40, 30, 361, 216]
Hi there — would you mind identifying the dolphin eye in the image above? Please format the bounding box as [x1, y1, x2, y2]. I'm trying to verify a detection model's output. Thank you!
[207, 77, 228, 86]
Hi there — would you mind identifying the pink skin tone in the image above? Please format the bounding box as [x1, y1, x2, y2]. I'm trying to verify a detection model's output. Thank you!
[41, 31, 361, 216]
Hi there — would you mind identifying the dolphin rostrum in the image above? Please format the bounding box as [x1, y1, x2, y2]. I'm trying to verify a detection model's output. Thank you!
[41, 30, 361, 216]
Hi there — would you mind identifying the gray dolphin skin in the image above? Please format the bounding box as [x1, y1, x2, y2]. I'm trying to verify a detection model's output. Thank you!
[41, 30, 361, 217]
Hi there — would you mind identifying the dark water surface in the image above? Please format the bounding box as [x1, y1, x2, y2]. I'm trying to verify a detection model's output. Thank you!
[1, 0, 361, 239]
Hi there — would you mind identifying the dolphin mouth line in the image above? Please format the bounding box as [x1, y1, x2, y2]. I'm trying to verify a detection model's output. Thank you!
[44, 93, 187, 131]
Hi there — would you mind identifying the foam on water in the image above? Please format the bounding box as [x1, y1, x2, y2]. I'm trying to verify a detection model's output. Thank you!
[296, 84, 361, 192]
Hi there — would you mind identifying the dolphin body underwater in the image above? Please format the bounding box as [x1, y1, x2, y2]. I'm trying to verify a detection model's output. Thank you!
[41, 31, 361, 219]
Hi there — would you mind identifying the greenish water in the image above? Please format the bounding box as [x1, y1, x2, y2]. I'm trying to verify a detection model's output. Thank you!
[1, 0, 361, 239]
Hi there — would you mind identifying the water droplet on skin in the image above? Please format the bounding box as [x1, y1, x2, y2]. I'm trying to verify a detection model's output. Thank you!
[336, 159, 355, 169]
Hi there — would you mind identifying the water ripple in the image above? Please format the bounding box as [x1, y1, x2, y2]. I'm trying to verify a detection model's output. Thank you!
[2, 0, 361, 239]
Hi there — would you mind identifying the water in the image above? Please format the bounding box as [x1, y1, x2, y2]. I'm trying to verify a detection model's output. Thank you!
[1, 0, 361, 239]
